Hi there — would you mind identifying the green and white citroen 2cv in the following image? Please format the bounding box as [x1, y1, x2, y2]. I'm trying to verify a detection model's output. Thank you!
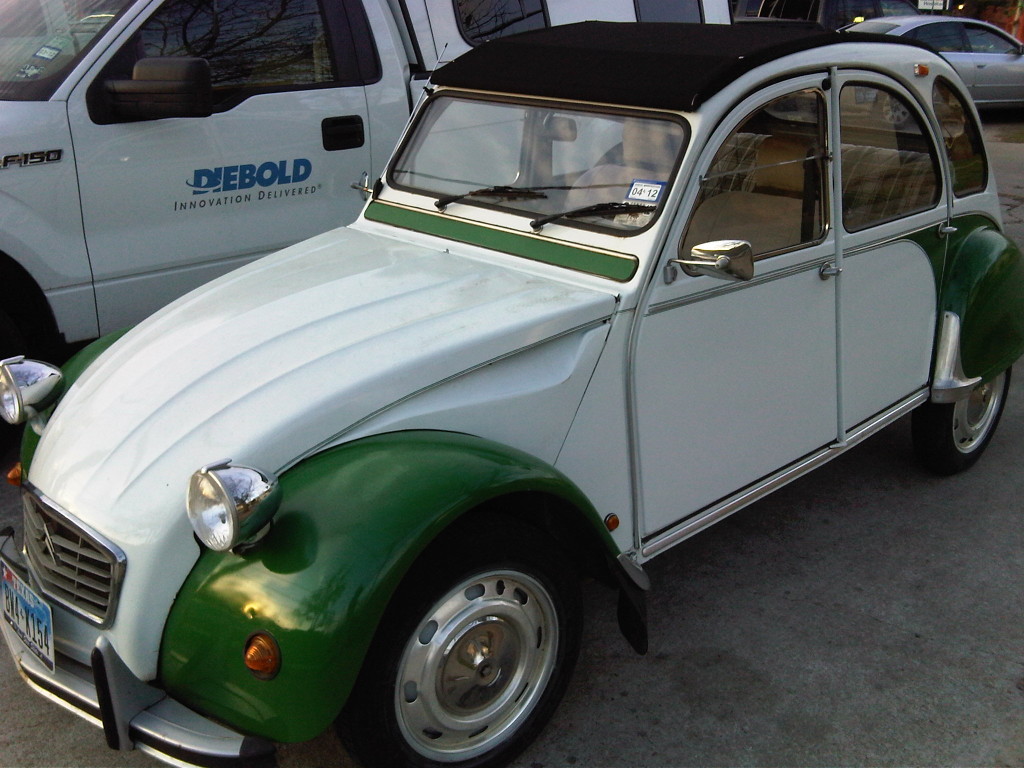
[3, 21, 1023, 768]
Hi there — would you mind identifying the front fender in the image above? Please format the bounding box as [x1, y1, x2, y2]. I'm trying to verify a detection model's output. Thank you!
[20, 328, 130, 471]
[158, 430, 615, 743]
[941, 215, 1024, 380]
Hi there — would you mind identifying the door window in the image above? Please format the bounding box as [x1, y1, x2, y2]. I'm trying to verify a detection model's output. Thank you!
[454, 0, 547, 45]
[93, 0, 379, 113]
[965, 24, 1019, 54]
[682, 89, 826, 259]
[839, 84, 940, 231]
[932, 78, 987, 197]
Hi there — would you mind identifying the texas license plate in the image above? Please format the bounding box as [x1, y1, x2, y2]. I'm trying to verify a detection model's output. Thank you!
[2, 558, 54, 672]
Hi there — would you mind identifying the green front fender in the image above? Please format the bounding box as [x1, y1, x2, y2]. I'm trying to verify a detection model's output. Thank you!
[159, 430, 615, 743]
[941, 215, 1024, 379]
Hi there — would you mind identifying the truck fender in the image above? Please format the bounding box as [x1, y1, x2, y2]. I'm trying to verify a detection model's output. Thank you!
[158, 430, 629, 743]
[939, 215, 1024, 382]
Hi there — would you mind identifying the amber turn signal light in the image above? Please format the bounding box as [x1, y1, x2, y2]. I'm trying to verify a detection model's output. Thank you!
[6, 462, 22, 487]
[244, 632, 281, 680]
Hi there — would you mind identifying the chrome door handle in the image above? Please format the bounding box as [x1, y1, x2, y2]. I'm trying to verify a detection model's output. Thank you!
[819, 262, 841, 280]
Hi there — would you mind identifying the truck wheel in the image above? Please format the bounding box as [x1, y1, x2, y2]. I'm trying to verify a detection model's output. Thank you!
[912, 368, 1010, 475]
[338, 517, 582, 768]
[0, 309, 27, 451]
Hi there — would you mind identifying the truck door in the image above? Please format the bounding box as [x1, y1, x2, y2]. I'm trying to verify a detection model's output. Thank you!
[66, 0, 399, 333]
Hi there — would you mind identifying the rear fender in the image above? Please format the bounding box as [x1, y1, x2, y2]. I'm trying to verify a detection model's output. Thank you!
[938, 215, 1024, 382]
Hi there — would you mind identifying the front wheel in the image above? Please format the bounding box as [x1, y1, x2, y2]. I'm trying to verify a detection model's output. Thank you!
[912, 368, 1011, 475]
[338, 517, 582, 768]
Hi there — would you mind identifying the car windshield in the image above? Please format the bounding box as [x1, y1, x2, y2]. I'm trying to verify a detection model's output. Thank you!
[390, 94, 688, 234]
[0, 0, 133, 100]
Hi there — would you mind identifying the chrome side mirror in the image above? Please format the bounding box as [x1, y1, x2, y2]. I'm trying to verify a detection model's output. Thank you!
[671, 240, 754, 282]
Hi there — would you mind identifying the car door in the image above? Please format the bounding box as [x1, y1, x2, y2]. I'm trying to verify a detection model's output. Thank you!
[831, 75, 942, 430]
[633, 78, 840, 543]
[66, 0, 397, 332]
[962, 22, 1024, 105]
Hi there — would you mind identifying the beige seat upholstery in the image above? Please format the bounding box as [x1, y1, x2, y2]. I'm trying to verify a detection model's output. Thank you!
[566, 119, 682, 209]
[683, 134, 813, 257]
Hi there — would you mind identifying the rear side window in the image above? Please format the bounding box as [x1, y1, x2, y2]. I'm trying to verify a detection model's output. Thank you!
[636, 0, 702, 22]
[839, 84, 941, 231]
[909, 22, 966, 52]
[454, 0, 548, 45]
[932, 78, 987, 197]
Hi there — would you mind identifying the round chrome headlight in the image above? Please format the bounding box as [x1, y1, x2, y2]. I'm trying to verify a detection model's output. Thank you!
[186, 461, 281, 552]
[0, 356, 63, 425]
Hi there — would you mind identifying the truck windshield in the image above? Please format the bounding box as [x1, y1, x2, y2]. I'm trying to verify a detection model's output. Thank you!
[390, 94, 688, 234]
[0, 0, 132, 100]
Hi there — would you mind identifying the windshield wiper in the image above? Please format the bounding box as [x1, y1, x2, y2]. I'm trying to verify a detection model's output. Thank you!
[530, 201, 657, 230]
[435, 185, 548, 211]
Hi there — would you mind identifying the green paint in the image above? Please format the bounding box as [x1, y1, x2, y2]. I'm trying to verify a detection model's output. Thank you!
[938, 214, 1024, 379]
[20, 328, 131, 471]
[159, 430, 615, 743]
[365, 201, 638, 282]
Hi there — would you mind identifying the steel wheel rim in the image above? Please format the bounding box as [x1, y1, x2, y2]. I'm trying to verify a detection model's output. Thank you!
[395, 569, 560, 762]
[952, 372, 1005, 454]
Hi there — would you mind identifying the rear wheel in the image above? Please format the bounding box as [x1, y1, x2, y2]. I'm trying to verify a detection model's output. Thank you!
[912, 368, 1011, 475]
[338, 516, 582, 768]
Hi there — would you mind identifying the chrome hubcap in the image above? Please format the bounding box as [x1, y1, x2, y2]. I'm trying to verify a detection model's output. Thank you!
[395, 570, 558, 762]
[952, 372, 1005, 454]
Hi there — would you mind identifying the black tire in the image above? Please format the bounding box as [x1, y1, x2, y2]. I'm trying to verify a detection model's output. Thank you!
[912, 367, 1011, 476]
[338, 515, 582, 768]
[0, 309, 27, 452]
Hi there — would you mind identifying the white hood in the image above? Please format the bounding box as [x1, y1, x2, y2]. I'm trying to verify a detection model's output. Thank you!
[28, 226, 615, 677]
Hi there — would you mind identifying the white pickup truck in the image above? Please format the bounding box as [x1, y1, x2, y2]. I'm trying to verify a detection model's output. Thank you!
[0, 0, 730, 362]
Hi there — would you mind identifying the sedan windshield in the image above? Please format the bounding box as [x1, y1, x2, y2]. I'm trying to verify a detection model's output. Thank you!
[390, 94, 688, 234]
[0, 0, 132, 100]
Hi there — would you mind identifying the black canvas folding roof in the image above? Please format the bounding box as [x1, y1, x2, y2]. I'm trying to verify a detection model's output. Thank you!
[431, 22, 929, 112]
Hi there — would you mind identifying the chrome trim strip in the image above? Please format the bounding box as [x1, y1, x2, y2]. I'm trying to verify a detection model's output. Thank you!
[930, 311, 981, 404]
[639, 389, 928, 560]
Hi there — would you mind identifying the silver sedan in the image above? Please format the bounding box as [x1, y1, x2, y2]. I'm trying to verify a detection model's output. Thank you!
[849, 15, 1024, 106]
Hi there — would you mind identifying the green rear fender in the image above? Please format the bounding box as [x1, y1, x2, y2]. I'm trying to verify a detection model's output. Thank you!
[159, 430, 616, 743]
[941, 215, 1024, 379]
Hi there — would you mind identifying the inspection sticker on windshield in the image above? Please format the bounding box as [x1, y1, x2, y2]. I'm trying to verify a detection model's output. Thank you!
[626, 180, 665, 203]
[33, 46, 62, 61]
[2, 558, 54, 672]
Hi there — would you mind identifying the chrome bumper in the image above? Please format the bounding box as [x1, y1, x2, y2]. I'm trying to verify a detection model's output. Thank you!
[1, 538, 275, 768]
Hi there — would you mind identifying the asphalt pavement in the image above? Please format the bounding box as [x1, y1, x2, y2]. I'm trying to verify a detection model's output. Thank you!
[1, 112, 1023, 768]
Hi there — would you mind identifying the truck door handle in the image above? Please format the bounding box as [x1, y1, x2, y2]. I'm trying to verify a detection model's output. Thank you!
[322, 115, 364, 151]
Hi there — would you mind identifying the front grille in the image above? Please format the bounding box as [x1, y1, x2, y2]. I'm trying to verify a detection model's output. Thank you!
[22, 488, 126, 627]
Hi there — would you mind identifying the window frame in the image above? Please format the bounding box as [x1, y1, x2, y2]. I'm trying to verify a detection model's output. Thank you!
[837, 81, 943, 233]
[680, 86, 829, 263]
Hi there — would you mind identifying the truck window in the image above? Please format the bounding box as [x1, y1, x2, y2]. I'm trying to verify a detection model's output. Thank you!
[92, 0, 379, 114]
[454, 0, 548, 45]
[635, 0, 703, 22]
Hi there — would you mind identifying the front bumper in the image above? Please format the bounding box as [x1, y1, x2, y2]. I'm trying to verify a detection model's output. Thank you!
[1, 537, 275, 768]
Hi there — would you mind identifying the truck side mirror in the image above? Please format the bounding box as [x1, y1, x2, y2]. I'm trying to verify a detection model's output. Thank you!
[104, 57, 213, 121]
